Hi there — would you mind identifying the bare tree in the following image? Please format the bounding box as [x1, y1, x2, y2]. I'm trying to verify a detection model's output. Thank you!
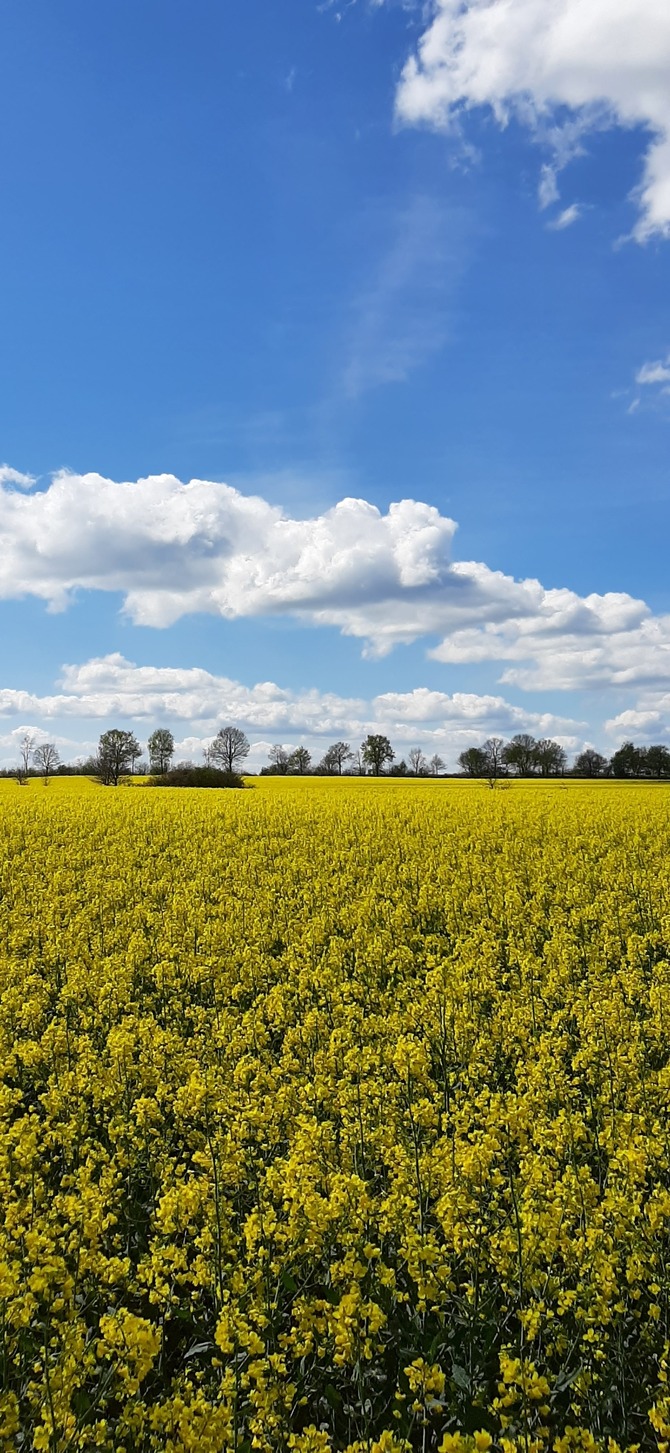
[289, 746, 311, 775]
[408, 747, 427, 776]
[129, 738, 143, 774]
[268, 744, 290, 775]
[209, 726, 250, 774]
[148, 728, 175, 775]
[322, 741, 353, 775]
[33, 742, 60, 785]
[15, 732, 36, 785]
[483, 737, 506, 779]
[429, 754, 445, 776]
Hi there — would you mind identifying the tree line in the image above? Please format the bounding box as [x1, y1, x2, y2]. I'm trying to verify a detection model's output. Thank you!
[261, 736, 446, 777]
[6, 726, 670, 785]
[265, 733, 670, 779]
[458, 735, 670, 779]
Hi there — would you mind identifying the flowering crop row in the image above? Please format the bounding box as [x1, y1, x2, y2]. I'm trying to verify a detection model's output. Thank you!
[1, 777, 670, 1452]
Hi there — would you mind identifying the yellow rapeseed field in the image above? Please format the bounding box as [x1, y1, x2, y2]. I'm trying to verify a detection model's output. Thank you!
[1, 776, 670, 1452]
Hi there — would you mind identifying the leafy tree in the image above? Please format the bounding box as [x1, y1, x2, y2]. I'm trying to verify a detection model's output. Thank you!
[322, 741, 353, 775]
[574, 748, 608, 778]
[209, 726, 250, 774]
[148, 728, 175, 775]
[268, 745, 290, 774]
[610, 740, 643, 779]
[94, 730, 142, 786]
[534, 738, 567, 777]
[645, 744, 670, 778]
[289, 746, 311, 775]
[408, 748, 427, 776]
[458, 746, 489, 777]
[429, 754, 445, 776]
[33, 742, 60, 785]
[361, 734, 394, 776]
[503, 733, 538, 777]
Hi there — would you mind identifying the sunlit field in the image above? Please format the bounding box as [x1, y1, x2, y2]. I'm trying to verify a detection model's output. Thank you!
[2, 776, 670, 1451]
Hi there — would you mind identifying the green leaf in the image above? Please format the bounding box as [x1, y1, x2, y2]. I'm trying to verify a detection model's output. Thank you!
[452, 1363, 470, 1391]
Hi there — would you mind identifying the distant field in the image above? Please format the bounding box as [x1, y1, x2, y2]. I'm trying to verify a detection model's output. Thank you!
[1, 778, 670, 1450]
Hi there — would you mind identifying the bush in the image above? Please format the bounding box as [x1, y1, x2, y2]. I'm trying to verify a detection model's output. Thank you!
[148, 765, 245, 789]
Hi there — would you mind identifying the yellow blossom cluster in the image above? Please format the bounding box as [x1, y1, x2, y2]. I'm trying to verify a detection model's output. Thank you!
[0, 774, 670, 1450]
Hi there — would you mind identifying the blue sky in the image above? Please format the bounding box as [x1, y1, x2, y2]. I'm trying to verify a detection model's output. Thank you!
[1, 0, 670, 767]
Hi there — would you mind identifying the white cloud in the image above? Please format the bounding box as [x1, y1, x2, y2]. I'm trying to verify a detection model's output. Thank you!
[4, 470, 670, 695]
[538, 163, 560, 210]
[546, 203, 582, 230]
[0, 464, 36, 489]
[0, 469, 457, 632]
[628, 351, 670, 411]
[0, 653, 579, 768]
[605, 691, 670, 742]
[394, 0, 670, 241]
[430, 588, 670, 691]
[636, 355, 670, 386]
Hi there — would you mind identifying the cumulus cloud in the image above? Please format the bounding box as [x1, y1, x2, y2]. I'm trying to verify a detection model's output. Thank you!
[394, 0, 670, 241]
[430, 588, 670, 691]
[0, 469, 456, 636]
[4, 469, 670, 694]
[605, 691, 670, 743]
[0, 654, 578, 767]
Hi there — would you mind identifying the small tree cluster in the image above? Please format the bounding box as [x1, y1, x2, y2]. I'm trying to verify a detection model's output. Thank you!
[83, 725, 252, 786]
[608, 741, 670, 778]
[458, 734, 568, 779]
[262, 744, 313, 776]
[14, 734, 61, 786]
[264, 736, 446, 777]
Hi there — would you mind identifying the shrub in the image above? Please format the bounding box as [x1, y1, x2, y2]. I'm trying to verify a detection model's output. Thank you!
[148, 765, 245, 788]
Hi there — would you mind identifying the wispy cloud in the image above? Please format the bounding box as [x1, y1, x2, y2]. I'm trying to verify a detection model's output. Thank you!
[627, 351, 670, 412]
[538, 164, 560, 211]
[546, 203, 583, 231]
[0, 464, 36, 489]
[341, 194, 468, 398]
[636, 355, 670, 387]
